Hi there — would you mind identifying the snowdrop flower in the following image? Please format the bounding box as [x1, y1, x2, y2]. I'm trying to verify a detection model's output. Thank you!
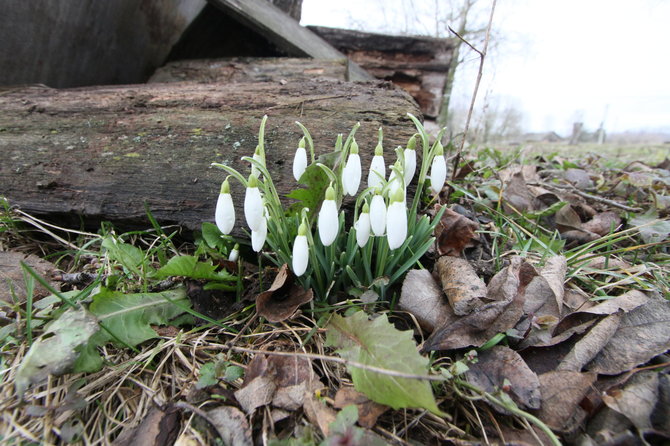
[292, 222, 309, 276]
[403, 135, 417, 186]
[215, 178, 235, 235]
[342, 138, 361, 196]
[387, 160, 405, 200]
[244, 174, 264, 231]
[386, 188, 407, 250]
[251, 145, 264, 178]
[251, 209, 267, 252]
[228, 243, 239, 262]
[369, 191, 387, 237]
[367, 142, 385, 189]
[430, 142, 447, 195]
[317, 185, 339, 246]
[293, 137, 307, 181]
[354, 202, 371, 247]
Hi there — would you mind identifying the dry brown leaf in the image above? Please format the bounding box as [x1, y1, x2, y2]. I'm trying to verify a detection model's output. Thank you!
[0, 251, 58, 304]
[256, 264, 313, 323]
[586, 292, 670, 375]
[502, 171, 535, 213]
[555, 204, 584, 231]
[564, 168, 593, 189]
[557, 313, 622, 372]
[602, 371, 658, 430]
[578, 290, 649, 315]
[581, 211, 622, 236]
[435, 206, 480, 256]
[436, 256, 486, 315]
[398, 269, 456, 332]
[465, 346, 541, 411]
[333, 387, 389, 428]
[112, 405, 180, 446]
[423, 257, 528, 351]
[537, 370, 597, 434]
[207, 406, 252, 446]
[303, 391, 337, 437]
[234, 375, 276, 414]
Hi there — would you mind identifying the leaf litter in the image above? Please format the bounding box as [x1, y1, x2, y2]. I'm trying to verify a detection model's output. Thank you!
[0, 149, 668, 445]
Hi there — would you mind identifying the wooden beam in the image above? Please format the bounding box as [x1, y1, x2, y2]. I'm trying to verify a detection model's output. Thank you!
[207, 0, 372, 81]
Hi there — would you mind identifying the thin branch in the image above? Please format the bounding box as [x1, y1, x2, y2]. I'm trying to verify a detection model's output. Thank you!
[450, 0, 498, 181]
[533, 181, 643, 212]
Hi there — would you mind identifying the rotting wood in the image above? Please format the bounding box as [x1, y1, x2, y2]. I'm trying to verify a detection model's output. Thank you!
[150, 57, 348, 84]
[309, 26, 455, 118]
[0, 81, 420, 234]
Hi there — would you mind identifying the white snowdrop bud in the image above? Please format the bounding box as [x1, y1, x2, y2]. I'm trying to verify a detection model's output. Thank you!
[293, 137, 307, 181]
[355, 202, 371, 247]
[386, 188, 407, 250]
[367, 142, 385, 189]
[251, 210, 267, 252]
[342, 139, 361, 196]
[228, 244, 239, 262]
[244, 174, 264, 231]
[215, 179, 235, 235]
[292, 222, 309, 276]
[318, 185, 339, 246]
[403, 135, 417, 186]
[430, 142, 447, 195]
[369, 192, 387, 237]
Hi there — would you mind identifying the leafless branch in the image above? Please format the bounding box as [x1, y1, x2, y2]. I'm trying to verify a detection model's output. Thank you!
[450, 0, 498, 181]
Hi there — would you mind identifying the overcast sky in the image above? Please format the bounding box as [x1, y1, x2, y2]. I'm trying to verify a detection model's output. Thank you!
[301, 0, 670, 135]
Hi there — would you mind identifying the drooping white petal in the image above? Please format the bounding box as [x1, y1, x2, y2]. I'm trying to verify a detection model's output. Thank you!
[355, 212, 371, 247]
[244, 186, 263, 231]
[251, 152, 263, 178]
[317, 199, 339, 246]
[386, 200, 408, 249]
[403, 148, 416, 186]
[369, 194, 387, 236]
[292, 234, 309, 276]
[430, 154, 447, 195]
[368, 155, 386, 189]
[388, 167, 404, 199]
[251, 214, 267, 252]
[342, 153, 361, 196]
[215, 192, 235, 235]
[292, 147, 307, 181]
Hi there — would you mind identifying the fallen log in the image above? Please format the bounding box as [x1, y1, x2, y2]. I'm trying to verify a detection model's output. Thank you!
[0, 80, 420, 234]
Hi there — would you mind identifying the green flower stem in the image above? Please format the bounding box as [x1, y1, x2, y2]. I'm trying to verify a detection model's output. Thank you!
[455, 379, 562, 446]
[211, 163, 248, 188]
[295, 121, 316, 164]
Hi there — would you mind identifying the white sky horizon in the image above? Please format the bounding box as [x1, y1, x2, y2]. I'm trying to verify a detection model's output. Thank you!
[301, 0, 670, 136]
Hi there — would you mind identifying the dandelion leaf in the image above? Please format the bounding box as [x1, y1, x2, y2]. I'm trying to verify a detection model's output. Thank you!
[15, 307, 100, 396]
[326, 311, 443, 415]
[101, 236, 148, 276]
[154, 255, 234, 282]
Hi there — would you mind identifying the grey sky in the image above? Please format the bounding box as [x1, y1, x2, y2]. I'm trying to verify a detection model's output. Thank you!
[301, 0, 670, 134]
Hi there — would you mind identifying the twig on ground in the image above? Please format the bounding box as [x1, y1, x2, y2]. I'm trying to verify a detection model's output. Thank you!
[534, 181, 643, 212]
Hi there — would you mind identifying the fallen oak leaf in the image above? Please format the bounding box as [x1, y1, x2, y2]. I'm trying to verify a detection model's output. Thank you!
[398, 269, 456, 333]
[436, 256, 486, 315]
[333, 387, 389, 428]
[256, 264, 313, 323]
[435, 206, 480, 256]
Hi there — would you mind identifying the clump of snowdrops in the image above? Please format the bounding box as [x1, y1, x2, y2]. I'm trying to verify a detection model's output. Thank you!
[212, 114, 447, 302]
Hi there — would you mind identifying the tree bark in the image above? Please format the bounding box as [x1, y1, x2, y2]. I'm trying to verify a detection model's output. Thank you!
[0, 80, 420, 234]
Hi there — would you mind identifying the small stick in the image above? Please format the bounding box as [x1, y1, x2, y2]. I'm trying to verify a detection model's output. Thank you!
[534, 182, 643, 212]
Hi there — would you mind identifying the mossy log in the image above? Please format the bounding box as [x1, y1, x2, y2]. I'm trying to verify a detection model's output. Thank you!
[0, 80, 420, 234]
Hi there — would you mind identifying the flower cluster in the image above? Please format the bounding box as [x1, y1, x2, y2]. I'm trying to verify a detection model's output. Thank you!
[212, 115, 447, 301]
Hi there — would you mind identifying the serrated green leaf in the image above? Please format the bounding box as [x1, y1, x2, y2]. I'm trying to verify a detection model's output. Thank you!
[90, 287, 191, 347]
[101, 236, 148, 276]
[201, 222, 226, 249]
[15, 308, 100, 396]
[326, 311, 443, 415]
[196, 362, 220, 389]
[154, 255, 234, 282]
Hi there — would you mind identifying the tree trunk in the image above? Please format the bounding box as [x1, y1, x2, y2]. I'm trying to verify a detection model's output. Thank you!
[0, 80, 420, 234]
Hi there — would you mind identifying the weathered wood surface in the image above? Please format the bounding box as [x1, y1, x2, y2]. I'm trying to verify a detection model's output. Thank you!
[309, 26, 455, 118]
[0, 81, 420, 233]
[150, 58, 348, 84]
[0, 0, 205, 88]
[209, 0, 372, 81]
